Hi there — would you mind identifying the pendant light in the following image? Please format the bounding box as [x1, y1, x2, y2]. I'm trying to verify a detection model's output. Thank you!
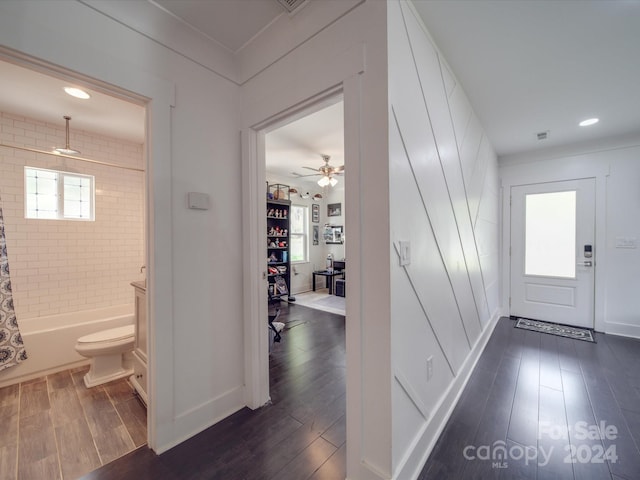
[54, 116, 80, 155]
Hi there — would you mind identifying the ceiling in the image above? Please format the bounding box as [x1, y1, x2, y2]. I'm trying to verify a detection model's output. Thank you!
[2, 0, 639, 167]
[0, 60, 145, 145]
[413, 0, 640, 157]
[266, 100, 344, 188]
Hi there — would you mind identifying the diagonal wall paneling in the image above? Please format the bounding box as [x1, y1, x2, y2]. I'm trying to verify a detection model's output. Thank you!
[388, 1, 500, 476]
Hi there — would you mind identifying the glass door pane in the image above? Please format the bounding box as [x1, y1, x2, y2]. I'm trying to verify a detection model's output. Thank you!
[525, 190, 576, 278]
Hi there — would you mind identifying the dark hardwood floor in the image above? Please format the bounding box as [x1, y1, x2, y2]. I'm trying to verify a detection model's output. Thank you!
[80, 313, 640, 480]
[420, 317, 640, 480]
[80, 301, 347, 480]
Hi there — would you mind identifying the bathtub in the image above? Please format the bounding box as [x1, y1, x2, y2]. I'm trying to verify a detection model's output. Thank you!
[0, 304, 134, 388]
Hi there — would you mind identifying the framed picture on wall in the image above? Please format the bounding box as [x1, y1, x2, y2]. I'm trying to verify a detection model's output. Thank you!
[313, 225, 319, 245]
[328, 203, 341, 217]
[312, 203, 320, 223]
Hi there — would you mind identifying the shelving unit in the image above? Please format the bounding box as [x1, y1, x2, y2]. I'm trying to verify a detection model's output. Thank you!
[267, 184, 294, 301]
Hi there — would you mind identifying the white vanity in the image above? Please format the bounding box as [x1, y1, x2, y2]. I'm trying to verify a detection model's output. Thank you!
[130, 280, 148, 406]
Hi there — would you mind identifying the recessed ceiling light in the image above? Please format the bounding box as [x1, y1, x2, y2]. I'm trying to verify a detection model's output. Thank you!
[579, 118, 599, 127]
[64, 87, 91, 99]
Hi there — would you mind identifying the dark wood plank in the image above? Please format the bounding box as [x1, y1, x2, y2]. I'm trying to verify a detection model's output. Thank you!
[560, 368, 612, 480]
[536, 386, 574, 480]
[308, 442, 346, 480]
[461, 354, 521, 479]
[269, 436, 338, 480]
[506, 330, 540, 448]
[322, 414, 346, 448]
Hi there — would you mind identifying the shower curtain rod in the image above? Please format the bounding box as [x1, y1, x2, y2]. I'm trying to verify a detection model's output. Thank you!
[0, 142, 145, 173]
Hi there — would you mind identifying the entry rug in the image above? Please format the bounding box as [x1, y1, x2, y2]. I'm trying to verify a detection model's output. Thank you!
[514, 317, 595, 343]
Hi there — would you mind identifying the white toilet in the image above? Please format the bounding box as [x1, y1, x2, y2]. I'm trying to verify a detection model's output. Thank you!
[75, 324, 135, 388]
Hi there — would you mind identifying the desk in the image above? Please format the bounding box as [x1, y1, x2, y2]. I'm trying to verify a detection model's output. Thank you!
[312, 270, 345, 295]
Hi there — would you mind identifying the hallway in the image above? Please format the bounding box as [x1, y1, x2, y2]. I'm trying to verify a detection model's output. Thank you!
[421, 317, 640, 479]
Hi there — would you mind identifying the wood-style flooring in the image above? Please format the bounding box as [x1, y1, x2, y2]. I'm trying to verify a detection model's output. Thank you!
[76, 313, 640, 480]
[0, 366, 147, 480]
[81, 301, 347, 480]
[420, 317, 640, 480]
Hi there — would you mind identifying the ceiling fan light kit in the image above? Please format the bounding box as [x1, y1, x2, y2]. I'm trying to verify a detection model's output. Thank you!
[298, 154, 344, 188]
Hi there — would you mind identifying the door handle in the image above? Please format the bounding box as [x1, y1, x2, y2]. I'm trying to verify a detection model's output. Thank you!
[577, 261, 593, 267]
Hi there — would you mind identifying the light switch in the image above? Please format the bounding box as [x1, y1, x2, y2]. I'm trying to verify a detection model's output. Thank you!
[615, 236, 637, 249]
[399, 241, 411, 266]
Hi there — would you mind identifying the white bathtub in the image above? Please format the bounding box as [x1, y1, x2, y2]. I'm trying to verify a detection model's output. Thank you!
[0, 304, 134, 388]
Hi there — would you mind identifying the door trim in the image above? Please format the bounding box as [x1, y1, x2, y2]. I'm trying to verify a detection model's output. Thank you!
[500, 160, 609, 333]
[509, 179, 595, 328]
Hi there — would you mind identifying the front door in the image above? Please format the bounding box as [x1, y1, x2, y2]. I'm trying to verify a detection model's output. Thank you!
[510, 179, 595, 328]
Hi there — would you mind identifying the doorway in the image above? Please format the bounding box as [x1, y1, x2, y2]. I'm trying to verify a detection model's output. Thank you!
[509, 178, 596, 328]
[0, 55, 150, 478]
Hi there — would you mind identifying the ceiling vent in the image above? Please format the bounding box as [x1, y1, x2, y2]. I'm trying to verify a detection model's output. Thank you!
[275, 0, 308, 13]
[536, 131, 550, 141]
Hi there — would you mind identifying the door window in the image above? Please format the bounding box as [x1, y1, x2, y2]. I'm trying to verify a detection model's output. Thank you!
[524, 191, 576, 278]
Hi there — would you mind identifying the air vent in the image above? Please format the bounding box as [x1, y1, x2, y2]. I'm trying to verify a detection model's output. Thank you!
[536, 131, 550, 141]
[275, 0, 308, 13]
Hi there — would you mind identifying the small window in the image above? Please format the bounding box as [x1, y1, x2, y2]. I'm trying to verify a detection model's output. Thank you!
[290, 205, 308, 263]
[25, 167, 95, 221]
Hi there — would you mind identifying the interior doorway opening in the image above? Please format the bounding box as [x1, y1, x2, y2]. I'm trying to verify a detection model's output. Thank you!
[256, 93, 348, 475]
[0, 52, 151, 479]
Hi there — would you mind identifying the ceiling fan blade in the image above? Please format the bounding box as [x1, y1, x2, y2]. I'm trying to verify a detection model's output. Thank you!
[333, 165, 345, 173]
[302, 166, 319, 172]
[292, 172, 321, 177]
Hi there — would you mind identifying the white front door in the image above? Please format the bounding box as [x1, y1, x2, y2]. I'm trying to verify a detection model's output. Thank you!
[510, 179, 595, 328]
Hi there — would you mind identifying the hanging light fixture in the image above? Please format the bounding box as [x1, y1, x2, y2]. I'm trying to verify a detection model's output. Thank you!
[54, 115, 80, 155]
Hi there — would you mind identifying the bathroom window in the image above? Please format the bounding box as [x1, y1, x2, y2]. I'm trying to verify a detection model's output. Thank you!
[290, 205, 308, 263]
[24, 167, 95, 221]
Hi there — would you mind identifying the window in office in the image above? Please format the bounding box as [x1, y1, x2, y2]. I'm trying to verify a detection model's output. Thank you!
[25, 167, 95, 221]
[290, 204, 308, 263]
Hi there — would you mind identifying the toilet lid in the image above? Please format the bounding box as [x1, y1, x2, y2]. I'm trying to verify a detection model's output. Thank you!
[77, 324, 135, 344]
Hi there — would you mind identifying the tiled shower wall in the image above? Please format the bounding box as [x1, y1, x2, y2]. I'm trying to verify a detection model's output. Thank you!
[0, 111, 144, 319]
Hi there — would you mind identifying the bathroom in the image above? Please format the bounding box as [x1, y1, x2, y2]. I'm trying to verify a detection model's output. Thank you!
[0, 60, 147, 478]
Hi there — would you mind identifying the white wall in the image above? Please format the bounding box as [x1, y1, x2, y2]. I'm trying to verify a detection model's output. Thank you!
[0, 111, 144, 318]
[500, 133, 640, 339]
[241, 1, 393, 478]
[0, 0, 242, 453]
[387, 2, 500, 477]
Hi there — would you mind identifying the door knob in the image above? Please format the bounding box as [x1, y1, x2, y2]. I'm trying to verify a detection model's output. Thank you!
[577, 261, 593, 267]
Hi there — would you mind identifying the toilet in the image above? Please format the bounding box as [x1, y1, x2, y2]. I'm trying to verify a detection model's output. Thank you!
[75, 324, 135, 388]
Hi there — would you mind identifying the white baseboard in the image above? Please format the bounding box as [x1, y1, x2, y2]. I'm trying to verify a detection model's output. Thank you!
[603, 321, 640, 340]
[393, 312, 501, 480]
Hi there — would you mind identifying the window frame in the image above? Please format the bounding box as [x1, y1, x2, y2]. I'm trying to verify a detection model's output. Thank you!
[24, 166, 95, 221]
[289, 204, 309, 264]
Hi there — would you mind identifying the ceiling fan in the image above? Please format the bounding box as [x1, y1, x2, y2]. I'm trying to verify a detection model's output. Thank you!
[294, 154, 344, 187]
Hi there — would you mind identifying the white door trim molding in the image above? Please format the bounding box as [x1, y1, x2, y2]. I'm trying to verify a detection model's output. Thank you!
[500, 158, 609, 333]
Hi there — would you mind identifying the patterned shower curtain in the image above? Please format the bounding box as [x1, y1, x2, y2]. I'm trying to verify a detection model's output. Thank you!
[0, 197, 27, 372]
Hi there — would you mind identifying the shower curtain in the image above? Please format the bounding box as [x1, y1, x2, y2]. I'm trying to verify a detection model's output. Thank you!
[0, 196, 27, 372]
